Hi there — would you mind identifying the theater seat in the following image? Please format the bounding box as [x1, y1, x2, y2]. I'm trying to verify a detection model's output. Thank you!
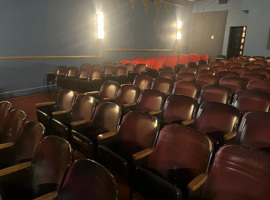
[151, 77, 174, 95]
[71, 102, 122, 160]
[0, 136, 72, 199]
[0, 121, 44, 169]
[98, 111, 159, 198]
[133, 74, 153, 91]
[189, 145, 270, 200]
[198, 85, 232, 104]
[36, 90, 76, 134]
[0, 101, 12, 132]
[172, 81, 200, 99]
[232, 89, 270, 115]
[182, 102, 240, 149]
[0, 109, 27, 144]
[235, 112, 270, 152]
[51, 95, 97, 141]
[84, 80, 120, 102]
[134, 124, 213, 200]
[39, 159, 118, 200]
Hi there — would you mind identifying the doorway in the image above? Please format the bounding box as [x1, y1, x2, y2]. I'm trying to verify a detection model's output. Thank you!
[227, 26, 247, 58]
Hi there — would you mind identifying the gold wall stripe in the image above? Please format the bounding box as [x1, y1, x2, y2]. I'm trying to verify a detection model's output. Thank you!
[0, 49, 173, 60]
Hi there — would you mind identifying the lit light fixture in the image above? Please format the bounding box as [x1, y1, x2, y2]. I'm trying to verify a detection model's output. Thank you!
[96, 12, 104, 39]
[177, 32, 182, 40]
[177, 21, 182, 29]
[177, 21, 182, 40]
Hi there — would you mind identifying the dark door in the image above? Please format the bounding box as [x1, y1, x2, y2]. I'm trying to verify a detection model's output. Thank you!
[227, 26, 247, 58]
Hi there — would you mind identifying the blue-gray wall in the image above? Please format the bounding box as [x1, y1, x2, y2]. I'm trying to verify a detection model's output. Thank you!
[0, 0, 192, 98]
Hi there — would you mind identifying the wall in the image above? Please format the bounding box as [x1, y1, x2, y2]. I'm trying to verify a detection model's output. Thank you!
[192, 0, 248, 57]
[0, 0, 192, 98]
[192, 0, 270, 58]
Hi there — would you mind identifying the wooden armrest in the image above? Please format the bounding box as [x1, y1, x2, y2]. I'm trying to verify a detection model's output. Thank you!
[103, 97, 115, 101]
[84, 91, 99, 95]
[97, 131, 118, 140]
[0, 161, 31, 177]
[47, 72, 56, 75]
[36, 101, 56, 107]
[0, 142, 14, 150]
[52, 110, 70, 116]
[223, 131, 237, 141]
[132, 148, 153, 160]
[33, 191, 58, 200]
[123, 103, 136, 108]
[92, 78, 103, 81]
[71, 119, 89, 127]
[149, 110, 162, 115]
[182, 119, 194, 126]
[188, 174, 208, 192]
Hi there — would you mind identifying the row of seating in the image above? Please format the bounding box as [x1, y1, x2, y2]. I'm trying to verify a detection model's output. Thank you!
[35, 89, 270, 199]
[0, 100, 118, 199]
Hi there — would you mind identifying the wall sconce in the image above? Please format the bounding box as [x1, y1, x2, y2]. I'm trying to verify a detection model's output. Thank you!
[96, 12, 104, 39]
[177, 21, 182, 40]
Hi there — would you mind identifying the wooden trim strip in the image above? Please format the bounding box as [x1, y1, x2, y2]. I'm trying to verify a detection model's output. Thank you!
[161, 0, 191, 8]
[0, 49, 174, 60]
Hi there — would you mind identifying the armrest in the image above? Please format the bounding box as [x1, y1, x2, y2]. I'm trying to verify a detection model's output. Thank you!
[103, 97, 115, 101]
[223, 131, 237, 141]
[52, 109, 70, 116]
[133, 148, 153, 161]
[97, 131, 118, 140]
[182, 119, 195, 126]
[33, 191, 58, 200]
[122, 102, 137, 108]
[47, 72, 56, 75]
[0, 142, 14, 150]
[84, 91, 99, 96]
[149, 110, 162, 115]
[36, 101, 56, 108]
[0, 161, 31, 177]
[71, 119, 89, 127]
[187, 174, 208, 192]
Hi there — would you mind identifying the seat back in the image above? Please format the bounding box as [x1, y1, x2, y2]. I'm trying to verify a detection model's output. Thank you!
[246, 79, 270, 93]
[229, 67, 248, 77]
[151, 77, 173, 95]
[99, 81, 120, 100]
[244, 63, 262, 70]
[238, 112, 270, 152]
[114, 84, 140, 106]
[147, 124, 213, 196]
[163, 95, 198, 124]
[242, 72, 266, 82]
[134, 64, 147, 74]
[58, 159, 118, 200]
[88, 68, 103, 80]
[31, 136, 72, 197]
[232, 89, 270, 115]
[195, 74, 218, 89]
[137, 89, 165, 113]
[118, 112, 159, 156]
[14, 121, 45, 163]
[212, 65, 228, 73]
[158, 70, 176, 80]
[0, 101, 12, 131]
[217, 71, 239, 79]
[176, 72, 196, 82]
[103, 65, 114, 77]
[0, 109, 27, 143]
[114, 66, 127, 76]
[198, 85, 231, 104]
[226, 63, 242, 69]
[90, 102, 121, 133]
[133, 75, 153, 91]
[179, 68, 197, 74]
[66, 67, 78, 78]
[56, 90, 76, 111]
[172, 81, 199, 99]
[218, 77, 246, 94]
[250, 68, 270, 80]
[202, 145, 270, 200]
[71, 95, 97, 122]
[195, 102, 240, 140]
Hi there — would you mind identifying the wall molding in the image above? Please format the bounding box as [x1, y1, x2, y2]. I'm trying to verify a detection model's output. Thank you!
[0, 49, 174, 60]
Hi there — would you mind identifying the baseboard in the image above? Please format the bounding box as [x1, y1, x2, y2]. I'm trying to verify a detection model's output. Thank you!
[0, 86, 47, 99]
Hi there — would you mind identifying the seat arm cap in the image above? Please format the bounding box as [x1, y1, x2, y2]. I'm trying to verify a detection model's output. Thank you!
[132, 148, 153, 160]
[188, 174, 208, 192]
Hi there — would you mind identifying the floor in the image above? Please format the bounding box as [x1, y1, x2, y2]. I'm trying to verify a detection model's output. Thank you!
[5, 91, 144, 200]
